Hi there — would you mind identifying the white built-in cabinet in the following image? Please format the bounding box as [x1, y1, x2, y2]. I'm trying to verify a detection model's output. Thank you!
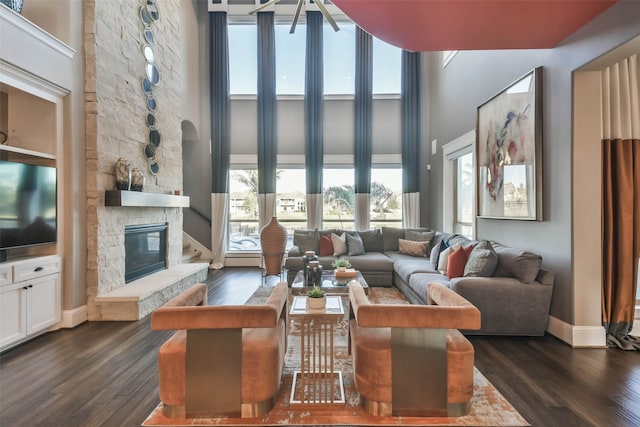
[0, 255, 61, 351]
[0, 7, 75, 351]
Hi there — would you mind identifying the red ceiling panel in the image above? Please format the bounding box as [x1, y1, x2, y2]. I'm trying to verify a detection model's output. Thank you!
[331, 0, 618, 51]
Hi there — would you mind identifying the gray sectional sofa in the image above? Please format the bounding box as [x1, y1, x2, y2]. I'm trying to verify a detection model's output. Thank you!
[284, 227, 554, 336]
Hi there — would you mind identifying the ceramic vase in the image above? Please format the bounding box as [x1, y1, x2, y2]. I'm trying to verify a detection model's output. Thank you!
[130, 168, 145, 191]
[114, 158, 131, 190]
[302, 250, 318, 285]
[260, 217, 287, 276]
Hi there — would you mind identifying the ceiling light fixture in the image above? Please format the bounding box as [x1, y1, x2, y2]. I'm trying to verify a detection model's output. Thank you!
[249, 0, 339, 34]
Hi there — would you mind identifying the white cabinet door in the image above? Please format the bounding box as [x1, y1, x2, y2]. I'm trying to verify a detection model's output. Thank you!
[0, 284, 27, 349]
[27, 273, 61, 334]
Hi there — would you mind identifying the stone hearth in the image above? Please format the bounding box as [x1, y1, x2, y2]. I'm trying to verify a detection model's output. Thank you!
[92, 262, 208, 321]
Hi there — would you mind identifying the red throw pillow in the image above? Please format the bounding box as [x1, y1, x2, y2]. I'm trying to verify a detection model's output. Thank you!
[447, 246, 470, 279]
[319, 234, 333, 256]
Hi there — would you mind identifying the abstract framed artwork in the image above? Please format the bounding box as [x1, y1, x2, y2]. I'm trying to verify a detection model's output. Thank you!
[476, 67, 543, 220]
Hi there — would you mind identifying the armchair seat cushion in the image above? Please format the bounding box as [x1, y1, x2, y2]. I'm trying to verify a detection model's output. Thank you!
[349, 321, 475, 405]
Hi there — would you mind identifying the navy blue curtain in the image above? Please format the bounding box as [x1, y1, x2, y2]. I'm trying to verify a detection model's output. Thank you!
[209, 12, 230, 194]
[354, 26, 372, 194]
[257, 12, 277, 195]
[305, 11, 324, 196]
[401, 50, 421, 194]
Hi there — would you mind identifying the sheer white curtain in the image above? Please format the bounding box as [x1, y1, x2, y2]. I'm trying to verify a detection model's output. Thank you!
[258, 193, 276, 231]
[210, 193, 229, 269]
[355, 193, 370, 231]
[402, 192, 420, 228]
[306, 194, 323, 230]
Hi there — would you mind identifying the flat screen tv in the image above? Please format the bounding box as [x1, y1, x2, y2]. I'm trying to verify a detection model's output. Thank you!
[0, 159, 57, 260]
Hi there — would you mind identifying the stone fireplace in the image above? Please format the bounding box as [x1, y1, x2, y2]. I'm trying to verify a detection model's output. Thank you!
[84, 1, 207, 321]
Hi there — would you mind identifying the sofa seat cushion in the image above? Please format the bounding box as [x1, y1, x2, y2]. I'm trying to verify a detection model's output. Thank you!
[158, 320, 286, 406]
[407, 273, 451, 304]
[342, 252, 394, 272]
[349, 321, 474, 405]
[393, 258, 438, 283]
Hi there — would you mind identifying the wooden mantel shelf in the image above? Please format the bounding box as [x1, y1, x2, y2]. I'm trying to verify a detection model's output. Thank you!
[105, 190, 190, 208]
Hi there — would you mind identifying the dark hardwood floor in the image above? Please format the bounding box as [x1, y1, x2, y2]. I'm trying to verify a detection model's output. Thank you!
[1, 268, 639, 427]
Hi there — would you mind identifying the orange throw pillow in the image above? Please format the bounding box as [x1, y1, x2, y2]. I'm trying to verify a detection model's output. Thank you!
[319, 234, 333, 256]
[447, 246, 472, 279]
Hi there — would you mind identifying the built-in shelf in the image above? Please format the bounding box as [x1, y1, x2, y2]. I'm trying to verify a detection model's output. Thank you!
[105, 190, 190, 208]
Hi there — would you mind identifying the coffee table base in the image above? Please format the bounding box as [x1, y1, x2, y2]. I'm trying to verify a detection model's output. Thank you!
[290, 371, 345, 404]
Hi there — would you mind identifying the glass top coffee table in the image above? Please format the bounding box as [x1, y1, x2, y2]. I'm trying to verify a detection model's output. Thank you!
[290, 269, 369, 295]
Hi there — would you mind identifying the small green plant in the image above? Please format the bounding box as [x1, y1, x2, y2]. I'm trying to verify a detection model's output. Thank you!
[331, 259, 352, 269]
[307, 284, 325, 298]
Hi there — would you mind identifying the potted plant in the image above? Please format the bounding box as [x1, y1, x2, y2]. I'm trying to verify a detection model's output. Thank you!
[332, 259, 352, 272]
[306, 284, 326, 309]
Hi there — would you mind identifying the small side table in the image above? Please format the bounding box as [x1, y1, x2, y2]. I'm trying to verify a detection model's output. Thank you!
[289, 295, 345, 404]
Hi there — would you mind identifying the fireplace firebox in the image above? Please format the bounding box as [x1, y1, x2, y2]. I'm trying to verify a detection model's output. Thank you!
[125, 223, 167, 283]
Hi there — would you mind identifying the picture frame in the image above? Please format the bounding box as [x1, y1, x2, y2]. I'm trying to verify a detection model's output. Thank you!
[476, 67, 543, 220]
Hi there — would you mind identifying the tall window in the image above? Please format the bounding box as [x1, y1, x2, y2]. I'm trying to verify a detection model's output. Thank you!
[228, 169, 260, 251]
[442, 131, 475, 239]
[324, 23, 355, 95]
[275, 24, 305, 95]
[228, 24, 257, 95]
[370, 168, 403, 227]
[276, 168, 307, 249]
[372, 37, 401, 94]
[454, 153, 474, 237]
[323, 168, 355, 229]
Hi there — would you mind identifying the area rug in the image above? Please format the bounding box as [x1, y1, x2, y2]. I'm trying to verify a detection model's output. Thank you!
[143, 286, 529, 427]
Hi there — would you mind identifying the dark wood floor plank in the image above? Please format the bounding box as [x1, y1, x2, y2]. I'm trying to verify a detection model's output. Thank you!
[1, 267, 639, 427]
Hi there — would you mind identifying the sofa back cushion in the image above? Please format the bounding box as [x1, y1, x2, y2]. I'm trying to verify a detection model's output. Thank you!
[382, 227, 406, 252]
[464, 240, 498, 277]
[293, 229, 319, 254]
[490, 241, 542, 283]
[358, 229, 384, 252]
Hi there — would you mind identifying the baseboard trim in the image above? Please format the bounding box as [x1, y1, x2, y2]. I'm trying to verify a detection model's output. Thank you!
[547, 316, 606, 348]
[61, 305, 88, 328]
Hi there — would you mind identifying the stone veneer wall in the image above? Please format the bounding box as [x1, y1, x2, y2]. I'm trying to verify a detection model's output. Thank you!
[84, 0, 183, 320]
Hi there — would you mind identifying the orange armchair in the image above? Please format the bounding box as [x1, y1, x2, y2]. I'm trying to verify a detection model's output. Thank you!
[349, 281, 480, 417]
[151, 282, 288, 419]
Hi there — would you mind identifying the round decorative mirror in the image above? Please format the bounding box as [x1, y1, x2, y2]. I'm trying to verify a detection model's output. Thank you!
[149, 161, 159, 176]
[139, 6, 152, 26]
[142, 45, 154, 62]
[146, 0, 159, 21]
[144, 28, 154, 45]
[146, 112, 156, 128]
[146, 62, 160, 86]
[146, 96, 157, 112]
[144, 143, 156, 159]
[141, 77, 153, 96]
[149, 129, 161, 147]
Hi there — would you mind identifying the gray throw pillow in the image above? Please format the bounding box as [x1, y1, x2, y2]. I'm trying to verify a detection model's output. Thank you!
[293, 229, 319, 254]
[464, 240, 498, 277]
[346, 233, 365, 256]
[358, 229, 384, 252]
[491, 240, 542, 284]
